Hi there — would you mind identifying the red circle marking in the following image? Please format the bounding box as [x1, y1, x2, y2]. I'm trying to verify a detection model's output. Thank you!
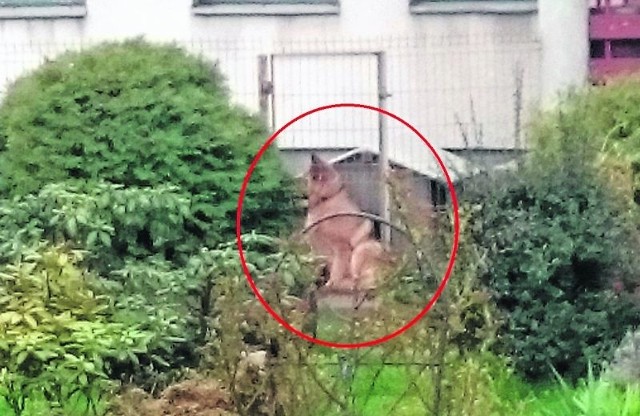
[236, 103, 460, 349]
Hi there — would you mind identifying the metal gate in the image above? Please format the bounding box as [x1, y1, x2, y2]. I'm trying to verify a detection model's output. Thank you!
[258, 52, 391, 240]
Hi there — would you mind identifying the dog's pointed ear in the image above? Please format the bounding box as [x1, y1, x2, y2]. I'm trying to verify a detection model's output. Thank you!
[310, 153, 330, 168]
[309, 152, 337, 181]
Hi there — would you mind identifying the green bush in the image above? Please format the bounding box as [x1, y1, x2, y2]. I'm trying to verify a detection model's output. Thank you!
[466, 156, 640, 381]
[103, 257, 202, 389]
[464, 77, 640, 382]
[0, 39, 298, 246]
[0, 182, 194, 272]
[0, 183, 205, 389]
[0, 243, 207, 414]
[528, 77, 640, 205]
[0, 245, 149, 415]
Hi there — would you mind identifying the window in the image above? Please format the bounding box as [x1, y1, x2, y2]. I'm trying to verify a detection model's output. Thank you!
[590, 40, 606, 59]
[409, 0, 536, 15]
[0, 0, 82, 4]
[192, 0, 339, 16]
[0, 0, 86, 19]
[612, 39, 640, 59]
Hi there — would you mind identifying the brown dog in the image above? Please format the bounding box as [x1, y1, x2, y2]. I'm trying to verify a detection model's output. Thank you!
[304, 154, 390, 290]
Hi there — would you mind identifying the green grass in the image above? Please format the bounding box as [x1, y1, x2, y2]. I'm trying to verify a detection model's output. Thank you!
[308, 354, 640, 416]
[314, 298, 419, 344]
[524, 366, 640, 416]
[312, 364, 429, 416]
[350, 365, 429, 416]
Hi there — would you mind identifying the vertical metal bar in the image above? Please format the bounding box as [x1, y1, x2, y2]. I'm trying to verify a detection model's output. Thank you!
[513, 62, 523, 150]
[258, 54, 271, 127]
[376, 52, 391, 244]
[269, 54, 277, 132]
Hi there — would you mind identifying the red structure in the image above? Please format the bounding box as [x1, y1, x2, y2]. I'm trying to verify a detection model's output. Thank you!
[590, 0, 640, 82]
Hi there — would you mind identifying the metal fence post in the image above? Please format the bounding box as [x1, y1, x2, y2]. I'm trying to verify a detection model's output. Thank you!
[376, 51, 391, 244]
[258, 54, 272, 128]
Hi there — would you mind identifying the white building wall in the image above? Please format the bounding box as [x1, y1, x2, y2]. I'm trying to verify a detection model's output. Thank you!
[0, 0, 561, 154]
[539, 0, 589, 106]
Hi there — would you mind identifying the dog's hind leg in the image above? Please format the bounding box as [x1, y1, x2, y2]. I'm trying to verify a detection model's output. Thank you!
[350, 240, 389, 291]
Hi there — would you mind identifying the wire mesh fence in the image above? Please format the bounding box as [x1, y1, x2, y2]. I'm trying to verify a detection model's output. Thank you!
[0, 33, 541, 149]
[0, 32, 540, 216]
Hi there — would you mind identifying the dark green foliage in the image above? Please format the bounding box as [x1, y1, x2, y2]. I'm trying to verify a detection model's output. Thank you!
[0, 182, 194, 272]
[0, 183, 197, 275]
[0, 184, 204, 390]
[466, 158, 640, 381]
[0, 39, 298, 246]
[0, 39, 300, 412]
[463, 80, 640, 381]
[100, 258, 202, 391]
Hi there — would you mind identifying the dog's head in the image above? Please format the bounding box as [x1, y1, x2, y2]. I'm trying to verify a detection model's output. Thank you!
[307, 153, 343, 206]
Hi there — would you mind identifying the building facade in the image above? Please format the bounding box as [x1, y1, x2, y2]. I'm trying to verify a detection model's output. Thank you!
[0, 0, 591, 206]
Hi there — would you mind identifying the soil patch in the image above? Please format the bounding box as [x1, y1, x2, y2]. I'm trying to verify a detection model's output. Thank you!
[112, 379, 236, 416]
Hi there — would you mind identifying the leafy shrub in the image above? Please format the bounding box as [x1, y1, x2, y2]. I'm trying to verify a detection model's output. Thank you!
[528, 76, 640, 205]
[466, 155, 640, 381]
[0, 244, 204, 414]
[103, 258, 202, 390]
[0, 183, 207, 391]
[464, 75, 640, 382]
[0, 182, 193, 272]
[0, 245, 148, 415]
[0, 39, 298, 246]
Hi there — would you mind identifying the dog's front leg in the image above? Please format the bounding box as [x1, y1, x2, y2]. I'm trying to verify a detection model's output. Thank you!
[325, 243, 354, 290]
[349, 219, 373, 249]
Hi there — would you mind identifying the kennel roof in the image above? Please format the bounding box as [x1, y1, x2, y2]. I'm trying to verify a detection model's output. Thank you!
[326, 146, 478, 183]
